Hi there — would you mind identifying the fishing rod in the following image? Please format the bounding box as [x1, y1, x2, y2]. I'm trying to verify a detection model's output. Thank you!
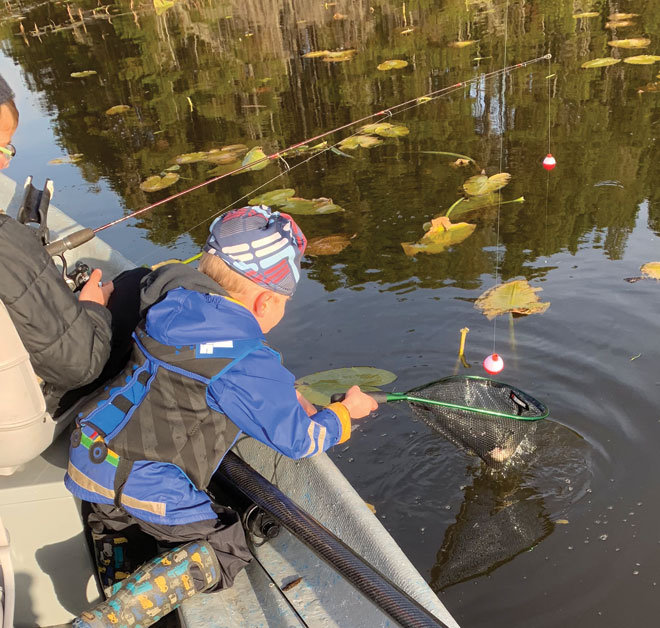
[44, 53, 551, 257]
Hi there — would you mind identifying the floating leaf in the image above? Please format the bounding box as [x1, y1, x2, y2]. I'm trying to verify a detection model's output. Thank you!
[281, 197, 344, 215]
[239, 146, 269, 172]
[641, 262, 660, 279]
[248, 188, 296, 206]
[48, 153, 83, 165]
[105, 105, 130, 115]
[401, 216, 476, 255]
[377, 59, 408, 71]
[204, 144, 248, 164]
[302, 50, 331, 58]
[306, 234, 353, 256]
[295, 367, 397, 406]
[175, 151, 210, 165]
[608, 38, 651, 49]
[139, 172, 180, 192]
[623, 55, 660, 65]
[581, 57, 621, 68]
[605, 20, 633, 29]
[416, 96, 432, 104]
[322, 49, 357, 63]
[608, 12, 638, 20]
[445, 195, 524, 219]
[365, 502, 377, 514]
[448, 40, 477, 48]
[463, 172, 511, 196]
[70, 70, 97, 78]
[555, 519, 570, 525]
[572, 12, 599, 19]
[399, 28, 415, 35]
[638, 82, 660, 93]
[154, 0, 177, 15]
[475, 279, 550, 320]
[338, 135, 383, 150]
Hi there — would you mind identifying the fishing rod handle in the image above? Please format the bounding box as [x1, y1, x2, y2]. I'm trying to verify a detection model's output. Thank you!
[45, 227, 95, 256]
[330, 391, 389, 404]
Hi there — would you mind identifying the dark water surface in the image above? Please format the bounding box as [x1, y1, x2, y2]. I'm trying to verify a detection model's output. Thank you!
[2, 1, 660, 626]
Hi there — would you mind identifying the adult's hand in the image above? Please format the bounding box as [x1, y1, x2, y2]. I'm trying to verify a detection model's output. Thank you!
[341, 385, 378, 419]
[79, 268, 114, 307]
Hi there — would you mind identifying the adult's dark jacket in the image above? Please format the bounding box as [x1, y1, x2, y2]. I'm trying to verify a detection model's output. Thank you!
[0, 214, 112, 411]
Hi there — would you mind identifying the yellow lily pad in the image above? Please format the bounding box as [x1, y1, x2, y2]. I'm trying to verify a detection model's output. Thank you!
[623, 55, 660, 65]
[70, 70, 97, 78]
[608, 12, 638, 20]
[401, 216, 476, 256]
[306, 234, 353, 256]
[302, 50, 332, 58]
[322, 50, 357, 63]
[139, 172, 180, 192]
[448, 40, 477, 48]
[608, 38, 651, 49]
[581, 58, 621, 68]
[572, 12, 599, 19]
[475, 279, 550, 320]
[239, 146, 269, 172]
[377, 59, 408, 71]
[154, 0, 177, 15]
[641, 262, 660, 279]
[605, 20, 633, 29]
[463, 172, 511, 196]
[105, 105, 131, 115]
[248, 188, 296, 206]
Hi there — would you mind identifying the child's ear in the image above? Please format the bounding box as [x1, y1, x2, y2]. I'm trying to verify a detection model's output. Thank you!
[253, 290, 273, 317]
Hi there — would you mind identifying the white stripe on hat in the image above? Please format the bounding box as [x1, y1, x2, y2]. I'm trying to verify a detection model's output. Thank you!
[222, 243, 250, 254]
[231, 253, 254, 262]
[254, 237, 287, 258]
[252, 232, 282, 248]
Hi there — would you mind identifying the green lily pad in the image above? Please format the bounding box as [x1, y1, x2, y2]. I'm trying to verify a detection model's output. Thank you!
[280, 197, 344, 215]
[139, 172, 180, 192]
[377, 59, 408, 71]
[48, 153, 83, 165]
[175, 151, 210, 165]
[204, 145, 247, 164]
[295, 367, 397, 406]
[338, 135, 383, 150]
[444, 195, 524, 219]
[105, 105, 131, 115]
[70, 70, 97, 78]
[475, 279, 550, 320]
[322, 50, 357, 63]
[572, 12, 599, 18]
[581, 57, 621, 68]
[402, 216, 475, 256]
[608, 38, 651, 49]
[306, 234, 354, 256]
[360, 122, 410, 137]
[623, 55, 660, 65]
[641, 262, 660, 279]
[248, 188, 296, 206]
[238, 146, 269, 172]
[463, 172, 511, 196]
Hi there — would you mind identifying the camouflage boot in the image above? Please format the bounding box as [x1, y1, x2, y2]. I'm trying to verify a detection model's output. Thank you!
[73, 540, 220, 628]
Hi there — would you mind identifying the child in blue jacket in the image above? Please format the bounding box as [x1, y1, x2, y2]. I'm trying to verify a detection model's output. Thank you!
[68, 205, 377, 628]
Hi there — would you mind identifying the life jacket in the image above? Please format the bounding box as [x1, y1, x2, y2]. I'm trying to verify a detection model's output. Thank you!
[65, 320, 263, 525]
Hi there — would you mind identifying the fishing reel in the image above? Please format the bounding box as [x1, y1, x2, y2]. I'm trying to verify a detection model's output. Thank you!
[64, 260, 92, 292]
[242, 503, 281, 545]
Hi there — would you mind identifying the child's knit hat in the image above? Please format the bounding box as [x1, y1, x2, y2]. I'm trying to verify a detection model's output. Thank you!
[203, 205, 307, 296]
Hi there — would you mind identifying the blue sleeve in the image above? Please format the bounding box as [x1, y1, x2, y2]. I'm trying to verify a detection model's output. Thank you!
[207, 347, 347, 459]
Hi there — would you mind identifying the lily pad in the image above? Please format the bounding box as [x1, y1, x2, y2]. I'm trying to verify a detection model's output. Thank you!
[608, 12, 638, 20]
[572, 12, 599, 19]
[605, 20, 633, 29]
[401, 216, 476, 256]
[204, 144, 248, 164]
[302, 50, 332, 58]
[377, 59, 408, 71]
[239, 146, 269, 172]
[581, 58, 621, 68]
[70, 70, 97, 78]
[448, 40, 477, 48]
[623, 55, 660, 65]
[641, 262, 660, 279]
[139, 172, 180, 192]
[463, 172, 511, 196]
[280, 197, 344, 215]
[175, 151, 209, 165]
[248, 188, 296, 206]
[475, 279, 550, 320]
[295, 367, 397, 406]
[607, 38, 651, 49]
[306, 234, 353, 256]
[322, 50, 357, 63]
[48, 153, 83, 165]
[338, 135, 383, 150]
[105, 105, 131, 115]
[154, 0, 177, 15]
[360, 122, 410, 137]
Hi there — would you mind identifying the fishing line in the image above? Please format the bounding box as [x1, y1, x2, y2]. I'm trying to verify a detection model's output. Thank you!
[91, 54, 551, 239]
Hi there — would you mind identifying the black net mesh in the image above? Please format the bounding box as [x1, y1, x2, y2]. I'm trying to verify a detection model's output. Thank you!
[407, 376, 547, 467]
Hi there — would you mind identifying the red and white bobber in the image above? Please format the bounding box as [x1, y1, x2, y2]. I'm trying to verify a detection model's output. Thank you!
[483, 353, 504, 375]
[542, 154, 556, 171]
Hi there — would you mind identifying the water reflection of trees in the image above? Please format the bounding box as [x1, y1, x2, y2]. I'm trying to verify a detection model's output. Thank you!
[1, 0, 659, 288]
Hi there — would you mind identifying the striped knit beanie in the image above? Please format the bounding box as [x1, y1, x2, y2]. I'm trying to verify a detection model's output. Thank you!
[203, 205, 307, 296]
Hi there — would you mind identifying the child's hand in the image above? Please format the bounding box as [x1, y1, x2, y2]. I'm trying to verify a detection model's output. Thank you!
[79, 268, 114, 307]
[341, 385, 378, 419]
[296, 390, 317, 417]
